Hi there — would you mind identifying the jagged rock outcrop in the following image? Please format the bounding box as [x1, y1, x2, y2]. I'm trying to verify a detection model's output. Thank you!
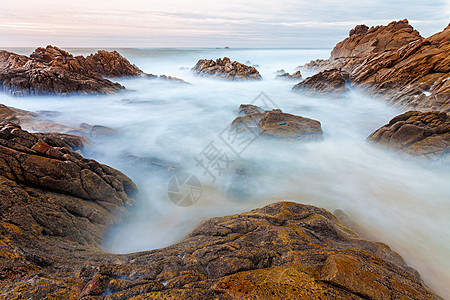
[275, 70, 302, 80]
[330, 19, 421, 59]
[75, 50, 145, 77]
[351, 26, 450, 112]
[0, 48, 123, 95]
[292, 69, 349, 96]
[0, 45, 186, 96]
[368, 111, 449, 159]
[231, 104, 323, 140]
[301, 20, 450, 112]
[192, 57, 262, 80]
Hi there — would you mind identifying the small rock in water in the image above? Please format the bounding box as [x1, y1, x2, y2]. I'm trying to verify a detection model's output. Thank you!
[191, 57, 262, 81]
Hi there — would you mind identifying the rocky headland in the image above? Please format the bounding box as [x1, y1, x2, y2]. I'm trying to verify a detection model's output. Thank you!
[192, 57, 262, 80]
[0, 45, 185, 96]
[300, 19, 450, 113]
[296, 19, 449, 159]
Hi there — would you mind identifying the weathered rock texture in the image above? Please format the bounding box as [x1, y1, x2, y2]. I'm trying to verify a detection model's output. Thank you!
[0, 45, 185, 96]
[259, 109, 323, 140]
[192, 57, 262, 80]
[302, 20, 450, 112]
[368, 111, 449, 159]
[231, 104, 323, 140]
[330, 21, 421, 59]
[293, 69, 349, 97]
[0, 188, 440, 299]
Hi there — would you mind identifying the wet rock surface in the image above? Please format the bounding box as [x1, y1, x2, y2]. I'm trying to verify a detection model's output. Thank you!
[0, 185, 440, 299]
[293, 69, 349, 97]
[301, 20, 450, 112]
[0, 45, 185, 96]
[192, 57, 262, 80]
[231, 104, 323, 140]
[368, 111, 449, 159]
[0, 104, 116, 139]
[258, 109, 323, 140]
[0, 122, 440, 298]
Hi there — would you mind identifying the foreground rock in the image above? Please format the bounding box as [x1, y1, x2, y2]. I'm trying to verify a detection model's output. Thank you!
[231, 104, 323, 140]
[368, 111, 449, 159]
[192, 57, 262, 80]
[293, 69, 349, 97]
[0, 170, 440, 299]
[302, 20, 450, 112]
[0, 45, 185, 96]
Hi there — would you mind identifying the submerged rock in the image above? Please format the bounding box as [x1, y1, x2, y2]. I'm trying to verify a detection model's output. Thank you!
[293, 69, 349, 97]
[192, 57, 262, 80]
[275, 70, 302, 80]
[368, 111, 449, 159]
[0, 104, 116, 139]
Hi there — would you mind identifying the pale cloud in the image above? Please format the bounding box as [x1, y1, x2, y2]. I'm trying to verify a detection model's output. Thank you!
[0, 0, 448, 47]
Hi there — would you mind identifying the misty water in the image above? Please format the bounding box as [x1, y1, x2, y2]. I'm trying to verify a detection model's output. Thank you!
[1, 48, 449, 296]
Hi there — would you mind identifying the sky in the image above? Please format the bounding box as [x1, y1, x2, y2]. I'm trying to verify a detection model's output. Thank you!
[1, 0, 449, 48]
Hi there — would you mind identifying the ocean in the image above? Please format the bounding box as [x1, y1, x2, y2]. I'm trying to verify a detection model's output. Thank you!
[1, 47, 449, 296]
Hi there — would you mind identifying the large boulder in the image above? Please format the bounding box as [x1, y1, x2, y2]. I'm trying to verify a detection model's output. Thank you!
[368, 111, 449, 159]
[258, 109, 323, 140]
[0, 193, 441, 298]
[192, 57, 262, 80]
[292, 69, 349, 97]
[231, 105, 323, 140]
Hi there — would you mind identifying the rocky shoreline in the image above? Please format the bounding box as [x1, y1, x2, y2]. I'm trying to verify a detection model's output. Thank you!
[0, 20, 448, 299]
[0, 127, 440, 298]
[300, 20, 450, 113]
[0, 46, 185, 96]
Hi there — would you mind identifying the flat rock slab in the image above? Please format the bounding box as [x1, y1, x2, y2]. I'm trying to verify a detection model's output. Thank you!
[231, 104, 323, 140]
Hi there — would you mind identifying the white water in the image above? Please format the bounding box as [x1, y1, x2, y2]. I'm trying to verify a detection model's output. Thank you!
[1, 48, 449, 297]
